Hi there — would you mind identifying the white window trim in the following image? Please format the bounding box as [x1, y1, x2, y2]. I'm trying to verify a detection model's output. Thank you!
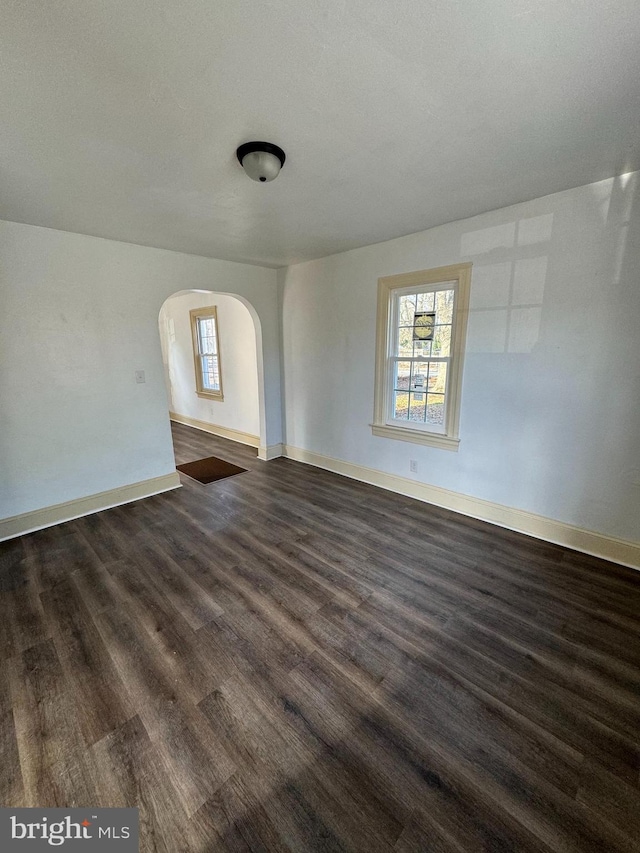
[371, 262, 472, 451]
[190, 305, 224, 401]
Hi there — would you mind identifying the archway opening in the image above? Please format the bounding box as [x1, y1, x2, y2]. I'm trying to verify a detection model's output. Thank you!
[158, 289, 265, 466]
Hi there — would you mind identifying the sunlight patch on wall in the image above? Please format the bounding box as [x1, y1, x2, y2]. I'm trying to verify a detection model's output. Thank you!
[460, 222, 516, 255]
[463, 214, 552, 354]
[517, 214, 553, 246]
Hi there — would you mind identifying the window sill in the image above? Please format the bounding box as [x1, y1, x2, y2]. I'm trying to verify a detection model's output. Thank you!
[371, 423, 460, 451]
[196, 390, 224, 401]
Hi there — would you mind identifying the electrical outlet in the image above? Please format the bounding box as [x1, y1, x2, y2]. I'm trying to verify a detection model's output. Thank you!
[409, 460, 418, 473]
[135, 370, 146, 384]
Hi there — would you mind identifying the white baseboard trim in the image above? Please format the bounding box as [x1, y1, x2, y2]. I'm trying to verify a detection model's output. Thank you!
[170, 412, 259, 448]
[283, 445, 640, 571]
[0, 472, 182, 542]
[258, 443, 284, 461]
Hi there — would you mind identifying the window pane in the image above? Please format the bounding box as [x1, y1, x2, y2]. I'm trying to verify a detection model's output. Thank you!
[432, 325, 451, 357]
[394, 391, 409, 420]
[399, 333, 432, 358]
[426, 393, 445, 426]
[427, 361, 447, 394]
[416, 291, 435, 312]
[411, 362, 429, 401]
[202, 355, 219, 390]
[435, 289, 454, 324]
[398, 327, 413, 357]
[198, 317, 217, 355]
[398, 295, 416, 326]
[412, 338, 432, 358]
[408, 392, 427, 422]
[393, 361, 411, 391]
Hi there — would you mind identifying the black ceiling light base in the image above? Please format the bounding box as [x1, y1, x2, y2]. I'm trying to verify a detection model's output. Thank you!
[236, 141, 286, 183]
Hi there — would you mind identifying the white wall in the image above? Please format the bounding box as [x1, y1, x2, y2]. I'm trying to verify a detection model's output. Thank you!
[159, 291, 260, 438]
[281, 173, 640, 543]
[0, 221, 279, 522]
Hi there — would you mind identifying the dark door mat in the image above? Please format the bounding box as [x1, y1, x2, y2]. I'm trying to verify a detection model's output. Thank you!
[177, 455, 247, 484]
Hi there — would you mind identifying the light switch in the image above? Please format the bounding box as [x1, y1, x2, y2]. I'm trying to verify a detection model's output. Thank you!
[135, 370, 146, 384]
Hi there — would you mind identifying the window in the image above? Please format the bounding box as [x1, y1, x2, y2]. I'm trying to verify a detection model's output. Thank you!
[190, 306, 223, 400]
[372, 262, 471, 450]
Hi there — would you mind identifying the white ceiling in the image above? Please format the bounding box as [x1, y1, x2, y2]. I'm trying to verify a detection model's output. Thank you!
[2, 1, 639, 268]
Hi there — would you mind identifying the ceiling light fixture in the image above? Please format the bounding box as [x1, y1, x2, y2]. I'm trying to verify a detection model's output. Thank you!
[236, 141, 286, 183]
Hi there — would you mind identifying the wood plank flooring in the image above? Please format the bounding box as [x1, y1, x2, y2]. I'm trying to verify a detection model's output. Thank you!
[1, 420, 639, 851]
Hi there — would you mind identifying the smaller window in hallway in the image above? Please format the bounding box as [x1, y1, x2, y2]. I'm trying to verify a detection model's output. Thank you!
[190, 306, 224, 400]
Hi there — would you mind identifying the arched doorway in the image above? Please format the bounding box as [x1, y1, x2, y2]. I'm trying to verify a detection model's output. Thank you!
[158, 289, 266, 462]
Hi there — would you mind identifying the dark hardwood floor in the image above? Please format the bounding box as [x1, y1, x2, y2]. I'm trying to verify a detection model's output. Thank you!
[1, 420, 640, 851]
